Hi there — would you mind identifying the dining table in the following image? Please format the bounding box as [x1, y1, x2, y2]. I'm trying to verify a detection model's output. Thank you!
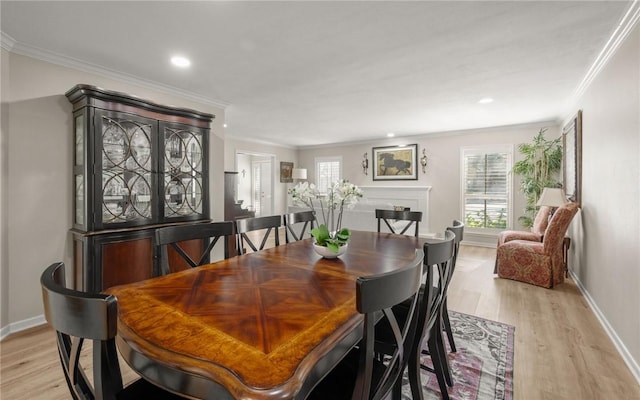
[107, 230, 424, 400]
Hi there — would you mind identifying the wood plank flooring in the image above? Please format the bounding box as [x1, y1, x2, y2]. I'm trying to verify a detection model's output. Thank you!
[1, 244, 639, 399]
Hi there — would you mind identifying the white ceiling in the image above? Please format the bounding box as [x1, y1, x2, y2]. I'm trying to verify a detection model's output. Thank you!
[0, 1, 630, 147]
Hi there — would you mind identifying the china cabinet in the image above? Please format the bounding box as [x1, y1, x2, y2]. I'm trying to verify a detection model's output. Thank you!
[66, 85, 214, 291]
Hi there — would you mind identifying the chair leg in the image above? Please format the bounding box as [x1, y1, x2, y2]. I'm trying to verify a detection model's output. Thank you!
[408, 346, 424, 400]
[433, 318, 453, 387]
[442, 301, 457, 353]
[425, 335, 450, 400]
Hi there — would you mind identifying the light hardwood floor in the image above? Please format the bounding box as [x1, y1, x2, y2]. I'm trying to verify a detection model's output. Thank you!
[1, 244, 639, 399]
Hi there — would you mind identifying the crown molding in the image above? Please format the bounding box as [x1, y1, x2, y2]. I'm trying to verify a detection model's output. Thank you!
[1, 32, 230, 109]
[571, 0, 640, 102]
[0, 31, 16, 51]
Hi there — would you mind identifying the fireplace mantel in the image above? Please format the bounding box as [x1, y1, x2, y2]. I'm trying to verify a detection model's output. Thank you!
[289, 186, 432, 235]
[357, 186, 432, 234]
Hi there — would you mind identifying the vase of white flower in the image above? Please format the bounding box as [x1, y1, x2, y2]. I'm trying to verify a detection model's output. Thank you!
[288, 179, 363, 257]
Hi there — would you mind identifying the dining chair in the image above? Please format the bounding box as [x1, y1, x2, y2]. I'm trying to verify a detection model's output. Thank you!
[283, 210, 315, 243]
[442, 219, 464, 353]
[40, 262, 186, 400]
[409, 230, 456, 400]
[235, 215, 281, 255]
[155, 221, 235, 275]
[308, 249, 424, 400]
[375, 209, 423, 237]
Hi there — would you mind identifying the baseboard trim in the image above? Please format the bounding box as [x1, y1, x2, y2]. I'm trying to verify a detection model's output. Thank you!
[0, 314, 46, 341]
[460, 240, 496, 249]
[569, 269, 640, 385]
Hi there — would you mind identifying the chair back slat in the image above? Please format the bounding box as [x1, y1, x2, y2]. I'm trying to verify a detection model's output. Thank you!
[235, 215, 281, 254]
[375, 209, 423, 237]
[155, 222, 235, 274]
[283, 211, 316, 243]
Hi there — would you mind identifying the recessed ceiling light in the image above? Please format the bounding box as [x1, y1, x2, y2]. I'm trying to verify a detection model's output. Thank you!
[223, 124, 228, 128]
[387, 132, 395, 137]
[478, 97, 494, 104]
[171, 56, 191, 68]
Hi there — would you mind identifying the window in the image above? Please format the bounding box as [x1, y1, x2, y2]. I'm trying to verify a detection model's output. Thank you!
[461, 146, 512, 230]
[315, 156, 342, 194]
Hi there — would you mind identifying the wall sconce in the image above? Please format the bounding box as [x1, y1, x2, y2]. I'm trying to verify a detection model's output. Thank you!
[420, 149, 428, 173]
[362, 152, 369, 175]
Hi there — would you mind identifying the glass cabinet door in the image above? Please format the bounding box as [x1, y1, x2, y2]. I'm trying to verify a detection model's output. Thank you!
[161, 123, 207, 220]
[73, 113, 86, 229]
[98, 112, 156, 227]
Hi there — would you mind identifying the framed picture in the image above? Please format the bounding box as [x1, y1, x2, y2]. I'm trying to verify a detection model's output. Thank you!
[280, 161, 293, 183]
[562, 110, 582, 205]
[372, 144, 418, 181]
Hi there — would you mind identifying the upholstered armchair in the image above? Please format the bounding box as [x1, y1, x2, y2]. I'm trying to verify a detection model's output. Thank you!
[493, 206, 551, 273]
[498, 205, 551, 245]
[496, 202, 579, 288]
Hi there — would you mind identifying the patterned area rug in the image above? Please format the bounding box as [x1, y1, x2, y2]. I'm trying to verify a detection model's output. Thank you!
[401, 311, 514, 400]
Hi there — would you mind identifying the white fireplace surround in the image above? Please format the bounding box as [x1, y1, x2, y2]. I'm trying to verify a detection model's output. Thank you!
[289, 186, 432, 236]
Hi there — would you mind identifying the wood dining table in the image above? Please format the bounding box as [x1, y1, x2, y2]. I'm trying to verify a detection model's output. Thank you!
[107, 230, 424, 400]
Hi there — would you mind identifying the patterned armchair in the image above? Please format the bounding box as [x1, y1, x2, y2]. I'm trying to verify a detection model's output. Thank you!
[496, 202, 579, 288]
[493, 206, 551, 273]
[498, 205, 551, 245]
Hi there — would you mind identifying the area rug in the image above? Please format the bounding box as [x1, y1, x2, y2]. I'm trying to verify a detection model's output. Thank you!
[401, 311, 514, 400]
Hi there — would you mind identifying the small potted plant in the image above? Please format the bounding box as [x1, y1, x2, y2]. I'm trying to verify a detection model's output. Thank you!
[288, 179, 363, 257]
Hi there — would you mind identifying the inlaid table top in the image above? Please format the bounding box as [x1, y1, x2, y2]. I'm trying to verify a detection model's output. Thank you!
[107, 230, 422, 400]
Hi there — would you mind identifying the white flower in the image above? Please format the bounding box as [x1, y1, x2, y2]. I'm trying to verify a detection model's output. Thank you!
[288, 179, 363, 235]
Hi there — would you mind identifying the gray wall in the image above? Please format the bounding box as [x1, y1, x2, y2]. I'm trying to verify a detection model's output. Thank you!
[566, 22, 639, 379]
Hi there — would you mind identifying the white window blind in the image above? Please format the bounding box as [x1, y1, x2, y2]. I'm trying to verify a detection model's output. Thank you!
[461, 146, 512, 230]
[315, 157, 342, 194]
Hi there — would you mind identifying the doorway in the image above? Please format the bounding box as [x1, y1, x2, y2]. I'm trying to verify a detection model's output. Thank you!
[235, 151, 275, 217]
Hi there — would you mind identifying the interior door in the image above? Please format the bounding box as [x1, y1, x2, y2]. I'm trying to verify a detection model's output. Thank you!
[252, 159, 273, 216]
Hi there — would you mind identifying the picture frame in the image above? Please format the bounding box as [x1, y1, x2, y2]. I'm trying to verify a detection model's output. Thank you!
[280, 161, 293, 183]
[562, 110, 582, 205]
[372, 144, 418, 181]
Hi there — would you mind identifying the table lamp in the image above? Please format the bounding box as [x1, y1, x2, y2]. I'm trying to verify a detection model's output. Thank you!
[537, 188, 567, 218]
[292, 168, 307, 181]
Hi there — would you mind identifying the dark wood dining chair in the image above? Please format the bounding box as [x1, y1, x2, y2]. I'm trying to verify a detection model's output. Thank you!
[40, 262, 186, 400]
[283, 210, 315, 243]
[375, 209, 423, 237]
[155, 221, 235, 275]
[442, 219, 464, 353]
[235, 215, 281, 255]
[308, 249, 424, 400]
[409, 230, 456, 400]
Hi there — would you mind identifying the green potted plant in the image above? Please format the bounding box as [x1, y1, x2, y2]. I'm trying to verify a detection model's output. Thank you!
[512, 128, 563, 227]
[288, 179, 363, 257]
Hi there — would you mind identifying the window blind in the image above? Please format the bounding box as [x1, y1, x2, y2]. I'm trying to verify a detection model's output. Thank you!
[315, 157, 341, 194]
[462, 147, 511, 229]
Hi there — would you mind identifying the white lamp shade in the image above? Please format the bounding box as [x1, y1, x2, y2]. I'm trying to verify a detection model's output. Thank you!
[537, 188, 567, 207]
[292, 168, 307, 180]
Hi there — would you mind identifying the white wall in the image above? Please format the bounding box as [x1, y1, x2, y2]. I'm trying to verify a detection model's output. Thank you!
[297, 122, 559, 244]
[1, 52, 225, 332]
[1, 48, 9, 331]
[566, 22, 640, 379]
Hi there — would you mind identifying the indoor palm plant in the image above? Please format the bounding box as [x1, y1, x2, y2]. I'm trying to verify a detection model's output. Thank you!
[288, 179, 363, 254]
[512, 128, 563, 227]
